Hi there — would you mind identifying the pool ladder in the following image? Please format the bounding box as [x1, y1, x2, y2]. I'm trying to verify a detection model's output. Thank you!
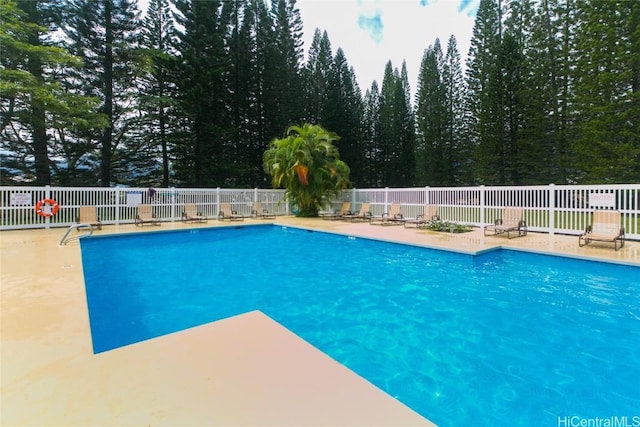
[59, 223, 95, 246]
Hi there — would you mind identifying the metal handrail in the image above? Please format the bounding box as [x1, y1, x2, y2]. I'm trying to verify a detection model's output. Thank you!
[59, 223, 94, 246]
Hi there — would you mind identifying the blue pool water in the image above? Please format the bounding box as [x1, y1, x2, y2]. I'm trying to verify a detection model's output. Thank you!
[80, 225, 640, 426]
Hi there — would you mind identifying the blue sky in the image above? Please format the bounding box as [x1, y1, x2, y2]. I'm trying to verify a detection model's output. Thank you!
[297, 0, 480, 94]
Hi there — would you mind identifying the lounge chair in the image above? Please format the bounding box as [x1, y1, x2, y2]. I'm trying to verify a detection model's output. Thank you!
[404, 204, 440, 228]
[135, 204, 160, 227]
[321, 201, 351, 220]
[182, 203, 208, 223]
[342, 202, 372, 222]
[579, 210, 625, 251]
[483, 207, 526, 238]
[217, 203, 243, 221]
[370, 203, 405, 226]
[77, 206, 102, 230]
[251, 202, 276, 219]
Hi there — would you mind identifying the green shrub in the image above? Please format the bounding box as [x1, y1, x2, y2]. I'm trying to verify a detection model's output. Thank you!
[421, 220, 472, 233]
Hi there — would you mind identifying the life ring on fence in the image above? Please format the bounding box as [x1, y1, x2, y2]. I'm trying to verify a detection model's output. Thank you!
[35, 198, 60, 217]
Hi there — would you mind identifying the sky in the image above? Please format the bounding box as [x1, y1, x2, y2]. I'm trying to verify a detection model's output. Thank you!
[296, 0, 480, 93]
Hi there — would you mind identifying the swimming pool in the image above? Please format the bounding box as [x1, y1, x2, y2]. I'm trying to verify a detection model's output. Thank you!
[81, 225, 640, 426]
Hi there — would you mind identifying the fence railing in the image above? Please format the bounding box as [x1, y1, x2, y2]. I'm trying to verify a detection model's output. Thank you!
[0, 186, 288, 230]
[1, 184, 639, 240]
[329, 184, 639, 240]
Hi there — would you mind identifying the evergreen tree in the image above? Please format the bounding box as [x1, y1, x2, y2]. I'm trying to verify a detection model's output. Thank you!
[415, 40, 446, 186]
[303, 28, 333, 125]
[514, 0, 568, 184]
[443, 35, 468, 185]
[172, 0, 231, 186]
[0, 0, 106, 185]
[362, 82, 382, 187]
[572, 0, 640, 183]
[396, 61, 416, 186]
[467, 0, 511, 184]
[62, 0, 143, 186]
[265, 0, 305, 134]
[222, 0, 276, 187]
[323, 48, 365, 186]
[138, 0, 179, 187]
[379, 62, 398, 186]
[378, 61, 415, 187]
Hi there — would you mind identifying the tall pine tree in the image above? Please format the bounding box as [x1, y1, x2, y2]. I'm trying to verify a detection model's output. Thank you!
[63, 0, 142, 186]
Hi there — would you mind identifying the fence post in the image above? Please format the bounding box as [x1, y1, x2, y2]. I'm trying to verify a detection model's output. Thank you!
[216, 188, 221, 215]
[115, 187, 120, 225]
[170, 187, 176, 222]
[384, 187, 389, 213]
[424, 186, 430, 205]
[43, 185, 51, 229]
[549, 184, 555, 236]
[479, 185, 485, 226]
[352, 187, 357, 205]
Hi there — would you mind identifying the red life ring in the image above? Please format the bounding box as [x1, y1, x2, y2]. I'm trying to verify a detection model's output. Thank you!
[35, 198, 60, 217]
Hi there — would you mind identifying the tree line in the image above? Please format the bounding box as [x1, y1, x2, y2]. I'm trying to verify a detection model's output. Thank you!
[1, 0, 638, 188]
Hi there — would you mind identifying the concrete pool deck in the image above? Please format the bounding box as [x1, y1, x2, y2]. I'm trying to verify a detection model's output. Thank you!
[2, 217, 639, 426]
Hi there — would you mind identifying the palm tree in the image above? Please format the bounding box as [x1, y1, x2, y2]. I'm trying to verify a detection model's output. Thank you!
[263, 123, 350, 216]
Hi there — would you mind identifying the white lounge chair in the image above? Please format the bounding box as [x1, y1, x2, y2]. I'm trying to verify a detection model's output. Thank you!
[251, 202, 276, 219]
[217, 203, 243, 221]
[341, 203, 372, 222]
[579, 210, 625, 251]
[182, 203, 208, 223]
[321, 201, 351, 220]
[483, 207, 526, 238]
[404, 204, 440, 228]
[370, 203, 405, 226]
[135, 204, 160, 227]
[77, 206, 102, 230]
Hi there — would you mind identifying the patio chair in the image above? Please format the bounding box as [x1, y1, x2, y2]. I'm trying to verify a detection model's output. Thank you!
[404, 204, 440, 228]
[579, 210, 625, 251]
[135, 204, 160, 227]
[321, 201, 351, 220]
[370, 203, 405, 226]
[77, 206, 102, 230]
[251, 202, 276, 219]
[182, 203, 208, 223]
[341, 202, 372, 222]
[217, 203, 243, 222]
[483, 207, 527, 238]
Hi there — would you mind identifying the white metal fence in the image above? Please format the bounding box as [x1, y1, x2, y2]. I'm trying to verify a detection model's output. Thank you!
[1, 184, 639, 240]
[330, 184, 640, 240]
[0, 186, 288, 230]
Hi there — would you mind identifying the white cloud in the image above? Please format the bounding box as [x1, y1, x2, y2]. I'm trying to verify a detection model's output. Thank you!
[298, 0, 479, 94]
